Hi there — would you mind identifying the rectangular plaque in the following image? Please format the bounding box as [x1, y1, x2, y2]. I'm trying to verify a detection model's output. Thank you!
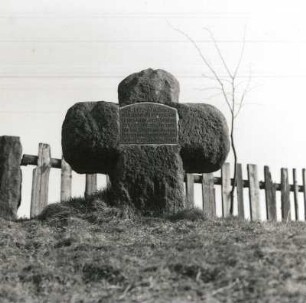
[119, 102, 178, 145]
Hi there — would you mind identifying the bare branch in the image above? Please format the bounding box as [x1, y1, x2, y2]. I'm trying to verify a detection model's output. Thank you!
[168, 22, 233, 111]
[168, 23, 219, 78]
[233, 26, 247, 78]
[170, 26, 235, 112]
[231, 78, 236, 117]
[202, 27, 234, 79]
[234, 103, 246, 118]
[213, 82, 232, 114]
[234, 72, 252, 118]
[202, 73, 232, 83]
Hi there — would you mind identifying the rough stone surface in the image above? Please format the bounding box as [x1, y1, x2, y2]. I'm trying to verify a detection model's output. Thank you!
[62, 101, 229, 175]
[172, 103, 230, 173]
[0, 136, 22, 220]
[118, 68, 180, 106]
[62, 101, 120, 174]
[61, 69, 230, 214]
[109, 145, 185, 214]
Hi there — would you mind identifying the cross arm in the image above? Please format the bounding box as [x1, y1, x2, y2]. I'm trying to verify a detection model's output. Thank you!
[173, 103, 230, 173]
[62, 101, 120, 174]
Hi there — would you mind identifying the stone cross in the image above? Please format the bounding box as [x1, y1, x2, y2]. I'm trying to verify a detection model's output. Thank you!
[62, 68, 230, 214]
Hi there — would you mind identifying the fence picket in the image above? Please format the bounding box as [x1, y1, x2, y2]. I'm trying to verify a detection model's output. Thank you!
[303, 169, 306, 221]
[85, 174, 97, 197]
[247, 164, 260, 221]
[61, 158, 72, 201]
[236, 163, 244, 219]
[221, 163, 231, 217]
[293, 169, 299, 221]
[281, 168, 290, 221]
[186, 173, 194, 208]
[264, 166, 276, 221]
[30, 143, 51, 218]
[202, 173, 215, 217]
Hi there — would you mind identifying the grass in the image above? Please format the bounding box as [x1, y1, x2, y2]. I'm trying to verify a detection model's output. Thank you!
[1, 193, 306, 302]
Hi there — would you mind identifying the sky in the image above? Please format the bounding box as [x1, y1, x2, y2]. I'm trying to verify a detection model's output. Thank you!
[1, 0, 306, 217]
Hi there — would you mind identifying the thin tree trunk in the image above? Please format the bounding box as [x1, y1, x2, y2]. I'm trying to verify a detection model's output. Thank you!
[229, 117, 238, 215]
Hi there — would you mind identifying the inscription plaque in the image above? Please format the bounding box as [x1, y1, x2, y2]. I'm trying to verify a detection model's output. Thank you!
[120, 102, 178, 144]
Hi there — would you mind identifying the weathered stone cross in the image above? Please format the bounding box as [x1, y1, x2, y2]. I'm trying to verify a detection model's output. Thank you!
[62, 68, 229, 214]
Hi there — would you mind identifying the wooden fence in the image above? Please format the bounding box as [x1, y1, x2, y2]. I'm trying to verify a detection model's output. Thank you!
[185, 163, 306, 222]
[21, 143, 101, 218]
[16, 143, 306, 221]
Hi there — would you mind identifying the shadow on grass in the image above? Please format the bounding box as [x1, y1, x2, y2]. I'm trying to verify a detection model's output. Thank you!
[166, 208, 207, 222]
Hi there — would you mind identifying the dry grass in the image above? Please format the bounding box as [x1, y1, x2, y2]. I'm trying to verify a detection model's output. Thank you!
[1, 194, 306, 302]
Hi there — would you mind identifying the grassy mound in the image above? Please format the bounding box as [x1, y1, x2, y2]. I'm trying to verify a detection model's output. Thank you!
[1, 194, 306, 302]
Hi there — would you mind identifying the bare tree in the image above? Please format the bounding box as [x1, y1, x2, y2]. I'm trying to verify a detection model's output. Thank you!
[169, 24, 251, 215]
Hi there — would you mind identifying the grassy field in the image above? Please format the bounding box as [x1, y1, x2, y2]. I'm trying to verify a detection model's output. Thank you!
[1, 195, 306, 303]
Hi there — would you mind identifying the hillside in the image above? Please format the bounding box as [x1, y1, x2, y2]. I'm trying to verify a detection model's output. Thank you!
[1, 195, 306, 303]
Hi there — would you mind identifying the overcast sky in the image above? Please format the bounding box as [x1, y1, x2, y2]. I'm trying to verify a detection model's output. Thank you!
[1, 0, 306, 217]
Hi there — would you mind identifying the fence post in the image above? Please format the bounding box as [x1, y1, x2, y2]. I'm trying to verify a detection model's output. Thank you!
[186, 173, 194, 208]
[293, 169, 299, 221]
[202, 173, 215, 217]
[236, 163, 244, 219]
[0, 136, 22, 220]
[281, 168, 290, 222]
[303, 169, 306, 221]
[221, 163, 231, 217]
[85, 174, 97, 197]
[30, 143, 51, 218]
[61, 158, 72, 201]
[264, 166, 276, 221]
[292, 168, 299, 221]
[247, 164, 260, 221]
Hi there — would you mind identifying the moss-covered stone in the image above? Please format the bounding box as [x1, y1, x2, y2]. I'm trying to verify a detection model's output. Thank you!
[62, 101, 120, 174]
[62, 101, 229, 174]
[118, 68, 180, 107]
[61, 69, 230, 215]
[171, 103, 230, 173]
[109, 145, 185, 215]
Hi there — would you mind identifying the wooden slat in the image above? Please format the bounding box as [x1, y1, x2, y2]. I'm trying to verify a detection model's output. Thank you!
[281, 168, 290, 221]
[213, 188, 216, 212]
[221, 163, 231, 217]
[247, 164, 260, 221]
[293, 169, 299, 221]
[264, 166, 276, 221]
[21, 154, 61, 168]
[60, 158, 72, 201]
[303, 169, 306, 221]
[202, 173, 215, 217]
[236, 163, 244, 219]
[85, 174, 97, 197]
[30, 143, 51, 218]
[186, 173, 194, 209]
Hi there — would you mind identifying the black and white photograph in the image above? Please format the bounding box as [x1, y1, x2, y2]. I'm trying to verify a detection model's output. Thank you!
[1, 1, 306, 302]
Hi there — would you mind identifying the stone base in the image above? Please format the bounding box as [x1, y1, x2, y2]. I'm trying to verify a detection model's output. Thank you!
[0, 136, 22, 220]
[109, 145, 185, 215]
